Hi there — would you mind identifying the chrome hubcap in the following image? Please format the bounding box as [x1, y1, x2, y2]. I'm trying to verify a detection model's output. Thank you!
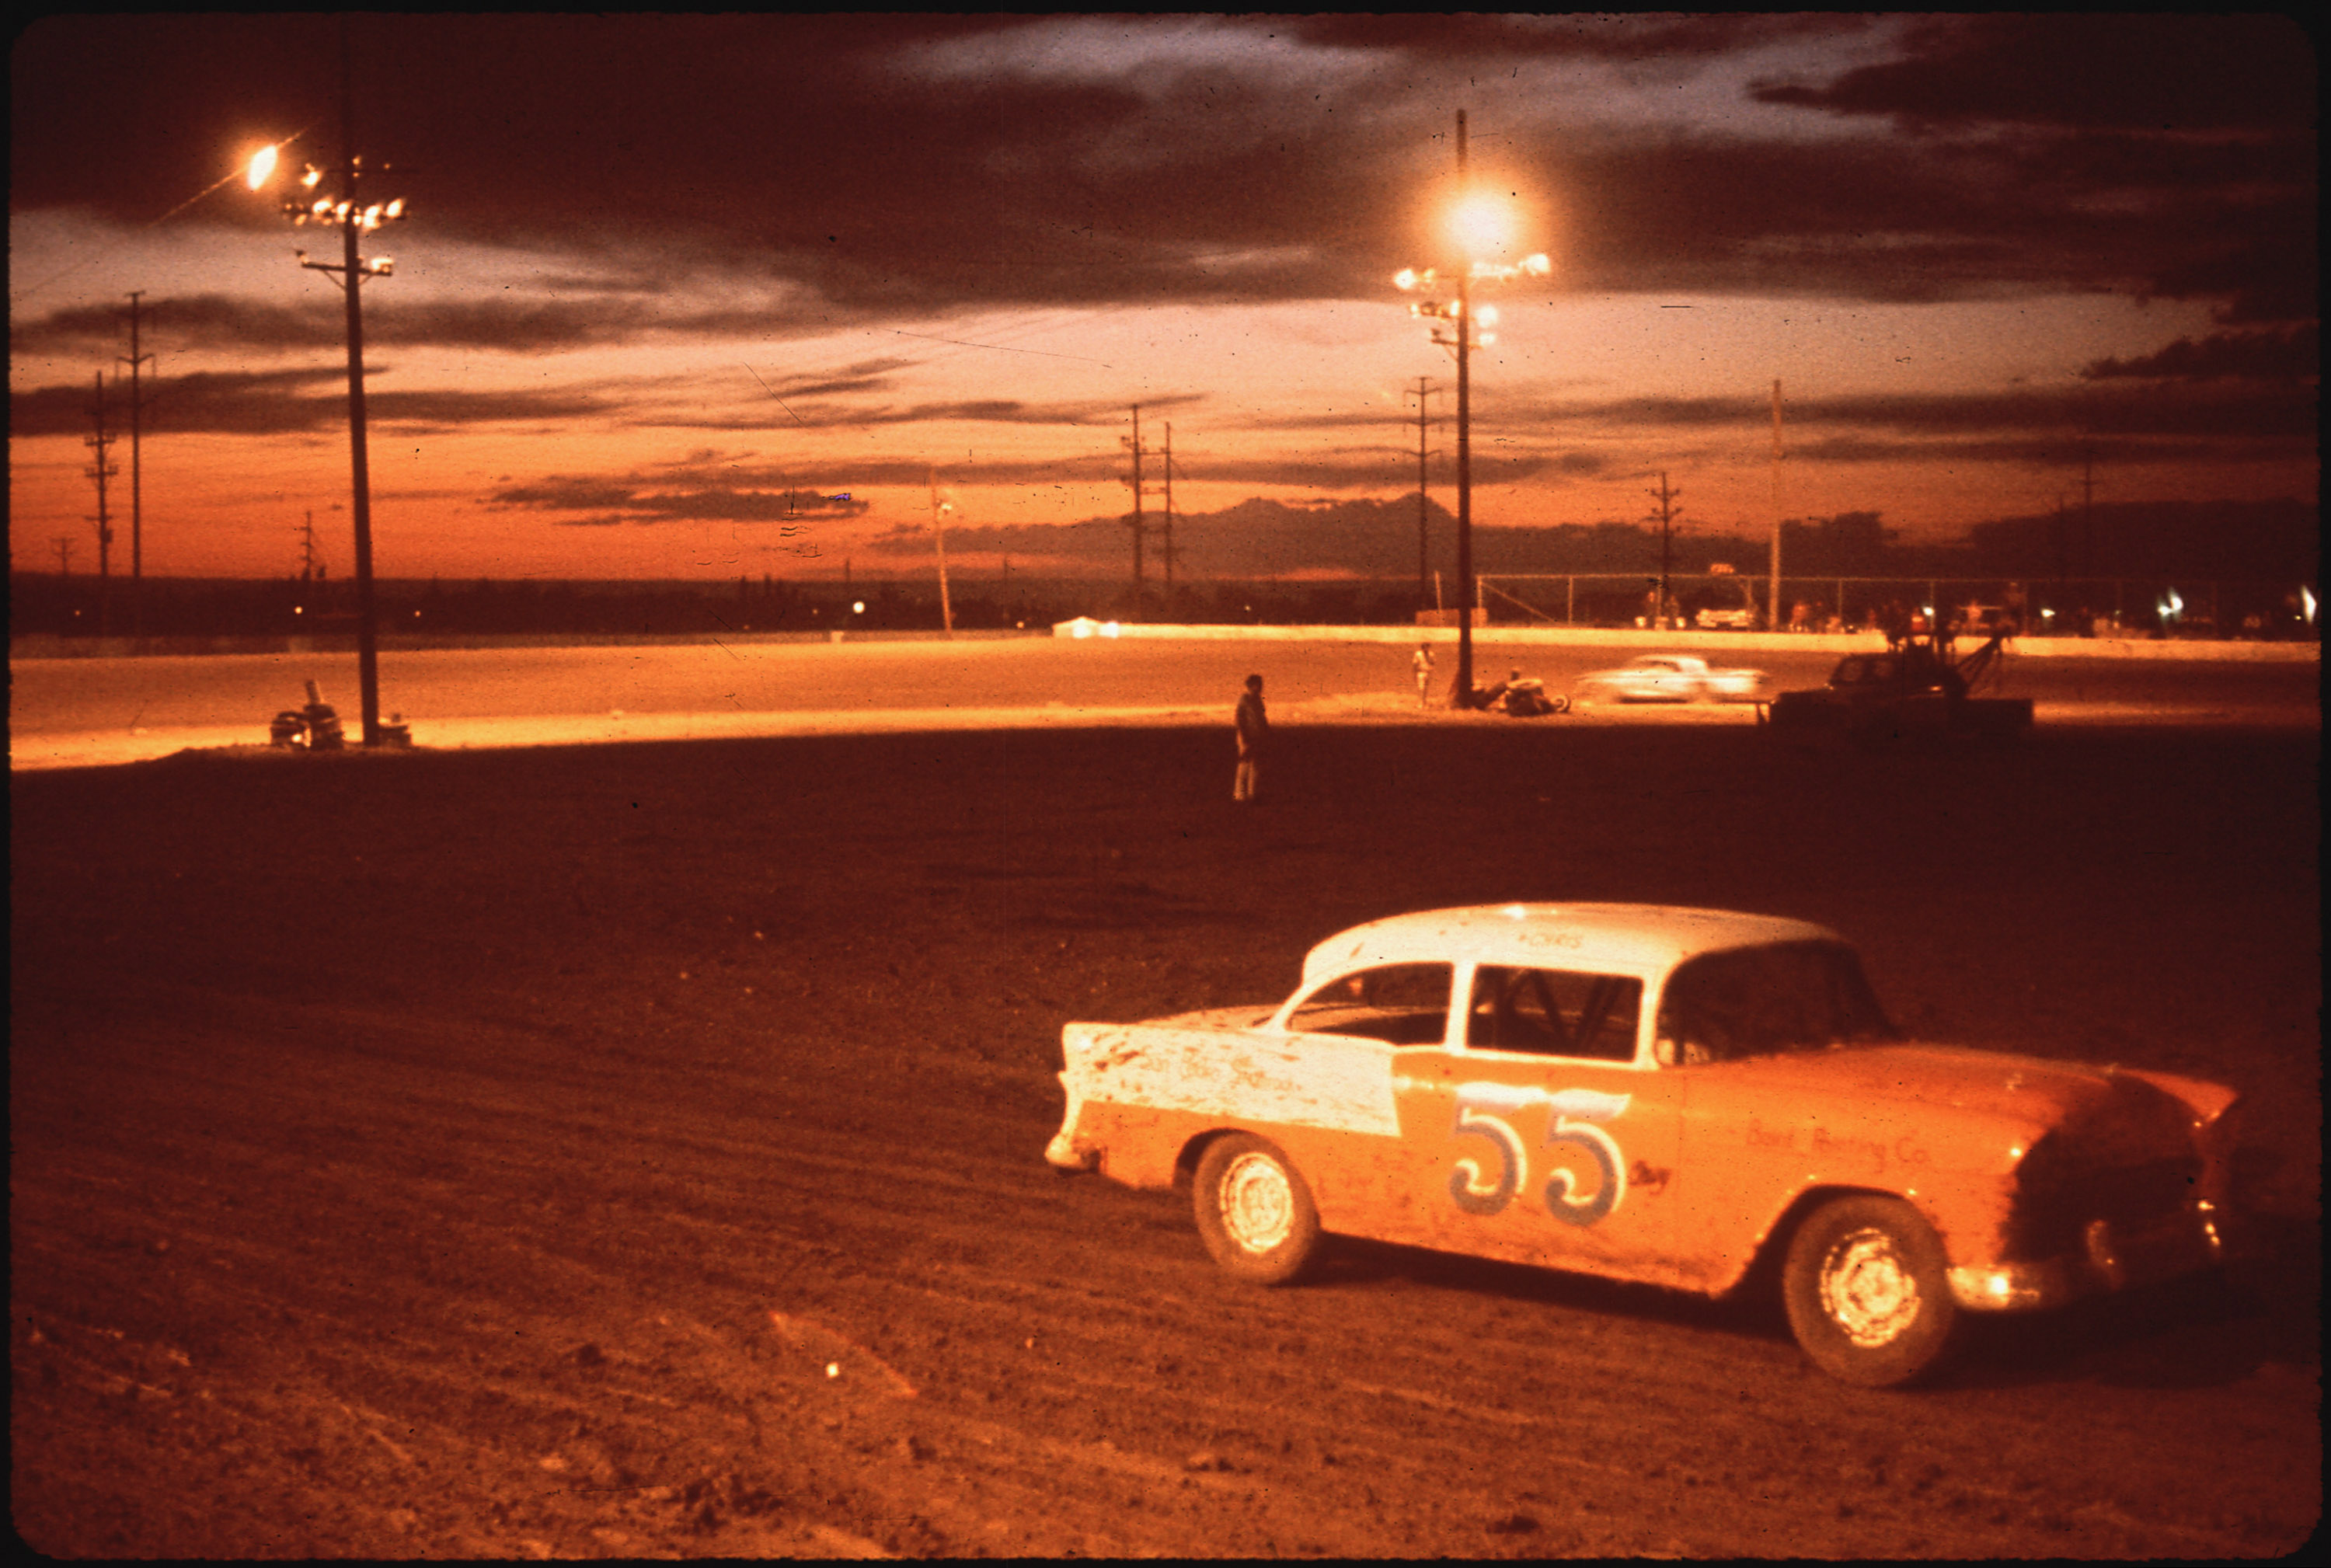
[1218, 1152, 1294, 1253]
[1821, 1227, 1920, 1347]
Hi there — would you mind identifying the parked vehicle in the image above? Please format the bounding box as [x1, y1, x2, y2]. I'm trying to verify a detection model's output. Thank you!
[1764, 626, 2030, 744]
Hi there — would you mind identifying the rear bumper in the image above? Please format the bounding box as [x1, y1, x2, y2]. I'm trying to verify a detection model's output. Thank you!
[1044, 1129, 1099, 1173]
[1045, 1083, 1100, 1173]
[1949, 1204, 2227, 1312]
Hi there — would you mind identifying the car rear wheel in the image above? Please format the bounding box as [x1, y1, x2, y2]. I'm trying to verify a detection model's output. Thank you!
[1192, 1134, 1321, 1285]
[1782, 1196, 1958, 1386]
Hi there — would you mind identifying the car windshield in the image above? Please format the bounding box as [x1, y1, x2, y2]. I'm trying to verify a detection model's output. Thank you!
[1287, 962, 1453, 1046]
[1653, 941, 1896, 1064]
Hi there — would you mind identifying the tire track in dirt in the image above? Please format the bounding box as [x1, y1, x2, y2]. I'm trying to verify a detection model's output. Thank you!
[11, 726, 2318, 1556]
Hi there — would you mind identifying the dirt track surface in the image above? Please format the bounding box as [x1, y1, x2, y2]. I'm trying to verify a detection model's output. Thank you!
[10, 636, 2319, 771]
[10, 720, 2322, 1557]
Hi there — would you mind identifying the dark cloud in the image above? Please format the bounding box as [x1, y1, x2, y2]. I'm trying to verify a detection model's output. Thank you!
[2082, 326, 2319, 384]
[12, 294, 336, 356]
[11, 15, 2312, 321]
[10, 365, 336, 437]
[1531, 124, 2314, 315]
[1750, 15, 2314, 132]
[12, 290, 693, 357]
[1288, 13, 1873, 63]
[9, 365, 618, 438]
[1512, 381, 2320, 448]
[490, 471, 870, 528]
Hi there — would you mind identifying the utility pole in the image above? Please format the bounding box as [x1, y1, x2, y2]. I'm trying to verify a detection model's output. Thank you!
[1648, 471, 1682, 627]
[1120, 404, 1166, 615]
[120, 292, 156, 637]
[1122, 403, 1145, 610]
[1768, 379, 1785, 632]
[1410, 376, 1438, 613]
[2081, 446, 2096, 577]
[85, 372, 118, 638]
[1161, 422, 1176, 606]
[54, 536, 76, 577]
[298, 510, 326, 581]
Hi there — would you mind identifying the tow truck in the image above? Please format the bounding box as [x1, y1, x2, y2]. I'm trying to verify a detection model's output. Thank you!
[1762, 622, 2032, 744]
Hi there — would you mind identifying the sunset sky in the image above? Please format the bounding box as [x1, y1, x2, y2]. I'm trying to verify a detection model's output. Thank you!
[9, 13, 2317, 583]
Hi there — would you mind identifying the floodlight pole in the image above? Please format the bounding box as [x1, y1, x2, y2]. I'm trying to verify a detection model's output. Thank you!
[1392, 110, 1546, 705]
[1453, 111, 1475, 705]
[337, 142, 382, 745]
[929, 467, 954, 634]
[281, 44, 401, 745]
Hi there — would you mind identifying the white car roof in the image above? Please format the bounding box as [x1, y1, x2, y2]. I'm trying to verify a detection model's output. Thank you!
[1299, 903, 1841, 984]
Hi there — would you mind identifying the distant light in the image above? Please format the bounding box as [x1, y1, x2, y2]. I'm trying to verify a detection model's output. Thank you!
[1102, 621, 1121, 639]
[852, 601, 865, 615]
[1394, 267, 1420, 291]
[245, 145, 279, 190]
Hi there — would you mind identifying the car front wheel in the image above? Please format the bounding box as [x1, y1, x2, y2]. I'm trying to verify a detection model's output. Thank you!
[1782, 1196, 1958, 1386]
[1192, 1134, 1322, 1285]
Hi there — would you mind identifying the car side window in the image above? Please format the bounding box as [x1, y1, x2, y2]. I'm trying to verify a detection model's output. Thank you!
[1466, 967, 1643, 1061]
[1287, 962, 1452, 1046]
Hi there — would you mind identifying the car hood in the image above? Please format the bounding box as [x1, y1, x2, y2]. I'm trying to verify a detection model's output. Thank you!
[1720, 1043, 2207, 1157]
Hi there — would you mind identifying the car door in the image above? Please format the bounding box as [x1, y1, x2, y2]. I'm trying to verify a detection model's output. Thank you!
[1388, 963, 1684, 1282]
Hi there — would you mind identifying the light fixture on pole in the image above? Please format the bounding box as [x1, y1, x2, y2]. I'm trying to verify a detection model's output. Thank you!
[1393, 110, 1548, 706]
[246, 103, 406, 746]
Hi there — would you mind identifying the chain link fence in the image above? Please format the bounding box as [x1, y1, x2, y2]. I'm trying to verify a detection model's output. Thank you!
[1477, 573, 2318, 639]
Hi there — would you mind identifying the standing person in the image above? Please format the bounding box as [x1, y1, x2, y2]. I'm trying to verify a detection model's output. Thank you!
[1233, 674, 1268, 803]
[1413, 643, 1435, 706]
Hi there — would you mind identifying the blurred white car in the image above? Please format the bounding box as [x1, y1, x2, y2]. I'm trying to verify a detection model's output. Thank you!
[1577, 653, 1763, 703]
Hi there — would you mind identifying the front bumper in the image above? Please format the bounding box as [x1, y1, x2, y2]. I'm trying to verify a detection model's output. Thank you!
[1949, 1205, 2227, 1312]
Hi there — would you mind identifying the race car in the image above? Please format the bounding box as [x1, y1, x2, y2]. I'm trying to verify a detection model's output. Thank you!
[1576, 653, 1763, 702]
[1046, 903, 2238, 1386]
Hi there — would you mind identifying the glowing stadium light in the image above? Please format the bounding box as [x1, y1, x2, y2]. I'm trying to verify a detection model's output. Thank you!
[1449, 192, 1519, 260]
